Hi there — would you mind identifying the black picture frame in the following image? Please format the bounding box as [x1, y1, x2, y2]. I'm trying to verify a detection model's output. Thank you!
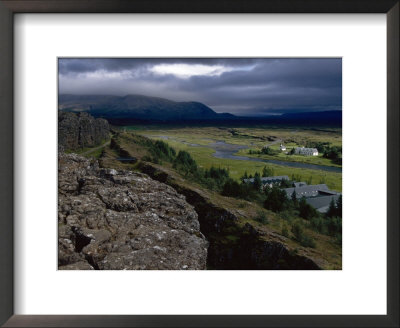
[0, 1, 398, 327]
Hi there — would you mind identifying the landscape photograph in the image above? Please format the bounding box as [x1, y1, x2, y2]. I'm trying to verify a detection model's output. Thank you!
[58, 58, 342, 270]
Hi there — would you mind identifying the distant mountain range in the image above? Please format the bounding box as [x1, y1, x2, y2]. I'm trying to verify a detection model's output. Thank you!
[58, 94, 234, 123]
[58, 94, 341, 126]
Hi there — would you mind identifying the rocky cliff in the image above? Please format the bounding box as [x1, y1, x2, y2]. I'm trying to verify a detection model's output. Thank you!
[58, 111, 110, 150]
[58, 153, 208, 270]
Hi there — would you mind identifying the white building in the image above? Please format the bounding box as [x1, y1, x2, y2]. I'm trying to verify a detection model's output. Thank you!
[280, 143, 286, 151]
[294, 147, 318, 156]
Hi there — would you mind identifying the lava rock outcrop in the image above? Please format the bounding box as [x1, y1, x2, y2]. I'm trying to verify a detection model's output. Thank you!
[58, 153, 208, 270]
[58, 111, 110, 150]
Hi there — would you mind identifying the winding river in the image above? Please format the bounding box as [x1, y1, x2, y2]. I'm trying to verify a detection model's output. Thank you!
[208, 141, 342, 173]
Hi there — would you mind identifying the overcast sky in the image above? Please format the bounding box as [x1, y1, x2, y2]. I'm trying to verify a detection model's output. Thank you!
[58, 58, 342, 116]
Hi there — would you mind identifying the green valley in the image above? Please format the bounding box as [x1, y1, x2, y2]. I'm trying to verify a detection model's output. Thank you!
[92, 127, 342, 269]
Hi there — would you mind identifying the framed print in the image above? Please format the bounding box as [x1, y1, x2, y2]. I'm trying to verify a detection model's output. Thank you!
[0, 1, 398, 327]
[57, 57, 343, 272]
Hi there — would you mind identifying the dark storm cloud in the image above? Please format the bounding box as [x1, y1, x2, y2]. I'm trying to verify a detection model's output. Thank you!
[58, 58, 341, 116]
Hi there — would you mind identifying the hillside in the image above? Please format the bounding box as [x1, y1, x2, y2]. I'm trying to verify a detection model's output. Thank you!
[97, 132, 341, 269]
[59, 94, 234, 123]
[58, 94, 342, 127]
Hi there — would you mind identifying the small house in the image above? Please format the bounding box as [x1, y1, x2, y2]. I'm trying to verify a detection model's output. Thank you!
[283, 184, 332, 199]
[294, 147, 318, 156]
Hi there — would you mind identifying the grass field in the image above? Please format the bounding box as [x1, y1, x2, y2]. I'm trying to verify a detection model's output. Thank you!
[126, 126, 342, 192]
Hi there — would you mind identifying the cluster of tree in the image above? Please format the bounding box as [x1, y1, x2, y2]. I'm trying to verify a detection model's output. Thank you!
[204, 166, 229, 181]
[141, 139, 176, 164]
[323, 146, 342, 164]
[221, 179, 260, 200]
[140, 139, 230, 191]
[248, 147, 279, 156]
[264, 185, 288, 212]
[305, 141, 331, 153]
[173, 150, 198, 174]
[241, 171, 251, 180]
[173, 150, 231, 191]
[261, 147, 278, 155]
[241, 166, 275, 181]
[298, 197, 318, 219]
[252, 172, 262, 190]
[326, 195, 342, 218]
[279, 179, 292, 188]
[152, 140, 176, 162]
[263, 184, 313, 214]
[223, 168, 267, 200]
[201, 166, 231, 191]
[222, 169, 287, 201]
